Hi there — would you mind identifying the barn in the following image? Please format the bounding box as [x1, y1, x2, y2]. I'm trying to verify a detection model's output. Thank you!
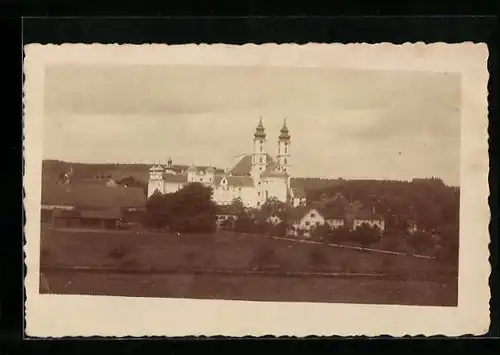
[41, 182, 146, 229]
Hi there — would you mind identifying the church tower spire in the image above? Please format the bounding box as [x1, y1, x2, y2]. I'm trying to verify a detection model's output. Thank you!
[251, 117, 267, 177]
[277, 118, 291, 172]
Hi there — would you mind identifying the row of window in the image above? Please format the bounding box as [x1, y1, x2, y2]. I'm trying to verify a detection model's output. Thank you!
[253, 156, 288, 165]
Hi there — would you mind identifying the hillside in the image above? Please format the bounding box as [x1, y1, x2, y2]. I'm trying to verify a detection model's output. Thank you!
[42, 160, 346, 190]
[42, 159, 225, 185]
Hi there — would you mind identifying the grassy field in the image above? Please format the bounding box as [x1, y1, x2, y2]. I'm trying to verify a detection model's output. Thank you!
[40, 227, 458, 306]
[42, 269, 457, 306]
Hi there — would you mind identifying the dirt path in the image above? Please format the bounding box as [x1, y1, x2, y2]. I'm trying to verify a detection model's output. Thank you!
[240, 233, 434, 259]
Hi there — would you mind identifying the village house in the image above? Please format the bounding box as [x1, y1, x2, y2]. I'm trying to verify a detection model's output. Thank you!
[287, 204, 346, 238]
[352, 207, 386, 233]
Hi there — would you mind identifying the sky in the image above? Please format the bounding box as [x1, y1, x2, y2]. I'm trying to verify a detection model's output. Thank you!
[43, 65, 461, 186]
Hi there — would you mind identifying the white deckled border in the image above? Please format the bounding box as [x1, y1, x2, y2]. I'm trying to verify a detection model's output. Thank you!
[23, 43, 490, 337]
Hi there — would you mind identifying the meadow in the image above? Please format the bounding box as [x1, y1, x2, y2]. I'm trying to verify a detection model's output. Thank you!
[40, 227, 458, 306]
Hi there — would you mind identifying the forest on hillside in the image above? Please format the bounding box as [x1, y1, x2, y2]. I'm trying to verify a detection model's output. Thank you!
[307, 177, 459, 232]
[41, 159, 225, 183]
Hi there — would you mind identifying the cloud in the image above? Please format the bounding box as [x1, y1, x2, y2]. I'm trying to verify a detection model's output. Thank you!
[43, 65, 461, 185]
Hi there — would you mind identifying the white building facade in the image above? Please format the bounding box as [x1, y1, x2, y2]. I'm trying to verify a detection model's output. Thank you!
[147, 119, 297, 208]
[287, 207, 346, 238]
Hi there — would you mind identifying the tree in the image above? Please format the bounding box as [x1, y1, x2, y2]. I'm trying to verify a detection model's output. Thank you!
[260, 197, 289, 221]
[326, 226, 351, 243]
[145, 191, 171, 229]
[230, 197, 246, 215]
[144, 183, 217, 233]
[268, 221, 287, 237]
[304, 178, 459, 237]
[235, 212, 256, 233]
[434, 224, 459, 264]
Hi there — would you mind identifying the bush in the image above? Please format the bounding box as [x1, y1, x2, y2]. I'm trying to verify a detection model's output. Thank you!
[351, 224, 380, 247]
[326, 226, 351, 243]
[269, 222, 287, 237]
[235, 214, 256, 233]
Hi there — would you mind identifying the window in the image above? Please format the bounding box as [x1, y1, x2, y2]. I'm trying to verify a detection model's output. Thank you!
[260, 145, 263, 152]
[310, 212, 315, 217]
[259, 157, 263, 163]
[305, 221, 310, 226]
[258, 182, 261, 186]
[284, 158, 287, 165]
[258, 192, 260, 196]
[285, 147, 288, 154]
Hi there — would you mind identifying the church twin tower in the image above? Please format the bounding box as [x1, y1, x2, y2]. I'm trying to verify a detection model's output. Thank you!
[250, 118, 291, 177]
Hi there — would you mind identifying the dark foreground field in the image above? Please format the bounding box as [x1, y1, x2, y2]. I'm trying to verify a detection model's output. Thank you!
[42, 269, 456, 306]
[40, 227, 458, 306]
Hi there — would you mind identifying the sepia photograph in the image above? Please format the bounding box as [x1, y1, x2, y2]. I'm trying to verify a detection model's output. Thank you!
[24, 43, 490, 337]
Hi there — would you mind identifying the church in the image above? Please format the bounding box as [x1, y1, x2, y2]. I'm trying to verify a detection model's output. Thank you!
[147, 118, 297, 208]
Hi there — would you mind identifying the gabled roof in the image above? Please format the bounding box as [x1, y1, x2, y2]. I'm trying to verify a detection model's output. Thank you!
[288, 203, 346, 222]
[288, 205, 320, 221]
[42, 182, 146, 209]
[42, 183, 74, 206]
[53, 208, 122, 220]
[227, 176, 254, 187]
[259, 160, 289, 178]
[230, 154, 275, 176]
[213, 174, 254, 187]
[353, 208, 385, 221]
[320, 205, 346, 220]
